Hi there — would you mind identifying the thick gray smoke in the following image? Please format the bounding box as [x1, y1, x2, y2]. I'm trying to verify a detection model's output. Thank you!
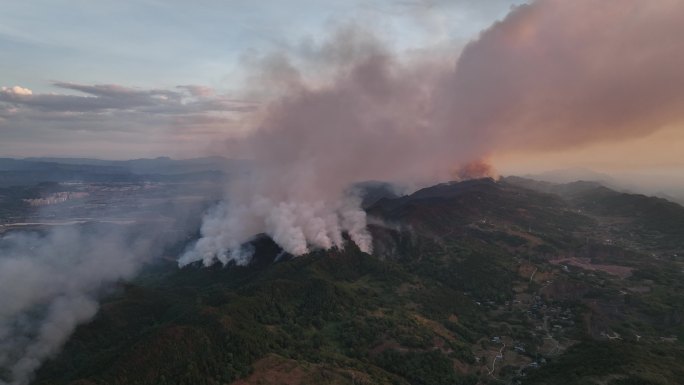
[179, 31, 442, 265]
[181, 0, 684, 267]
[0, 225, 169, 385]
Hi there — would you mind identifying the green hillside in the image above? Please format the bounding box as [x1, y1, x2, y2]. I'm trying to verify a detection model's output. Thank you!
[30, 179, 684, 385]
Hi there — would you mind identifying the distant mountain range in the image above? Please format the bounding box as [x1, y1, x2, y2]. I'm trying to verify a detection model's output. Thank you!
[21, 156, 246, 175]
[0, 156, 248, 186]
[523, 167, 684, 206]
[523, 167, 615, 185]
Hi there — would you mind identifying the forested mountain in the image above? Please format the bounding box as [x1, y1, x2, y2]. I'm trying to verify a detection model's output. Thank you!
[30, 178, 684, 385]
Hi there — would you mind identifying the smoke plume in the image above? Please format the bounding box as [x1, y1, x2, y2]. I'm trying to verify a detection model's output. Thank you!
[0, 224, 173, 385]
[182, 0, 684, 266]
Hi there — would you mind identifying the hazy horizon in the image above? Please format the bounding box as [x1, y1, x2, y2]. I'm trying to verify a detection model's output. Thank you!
[3, 154, 683, 204]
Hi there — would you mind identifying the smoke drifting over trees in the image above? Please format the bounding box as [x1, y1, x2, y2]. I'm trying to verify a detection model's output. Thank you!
[182, 0, 684, 266]
[0, 225, 172, 385]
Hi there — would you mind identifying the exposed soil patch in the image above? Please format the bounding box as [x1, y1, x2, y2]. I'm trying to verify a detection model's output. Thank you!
[551, 257, 633, 278]
[231, 354, 362, 385]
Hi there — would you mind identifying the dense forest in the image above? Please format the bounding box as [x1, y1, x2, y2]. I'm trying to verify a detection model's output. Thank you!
[27, 179, 684, 385]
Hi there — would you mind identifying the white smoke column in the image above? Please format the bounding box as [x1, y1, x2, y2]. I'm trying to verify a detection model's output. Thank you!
[179, 192, 373, 266]
[180, 28, 444, 266]
[0, 225, 165, 385]
[182, 0, 684, 266]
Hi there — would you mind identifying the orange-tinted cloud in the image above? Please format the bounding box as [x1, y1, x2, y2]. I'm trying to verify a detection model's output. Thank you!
[444, 0, 684, 152]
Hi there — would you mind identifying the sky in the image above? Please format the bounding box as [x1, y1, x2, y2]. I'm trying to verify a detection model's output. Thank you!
[0, 0, 683, 190]
[0, 0, 522, 159]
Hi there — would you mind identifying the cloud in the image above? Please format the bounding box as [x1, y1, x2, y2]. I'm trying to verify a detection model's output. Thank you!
[0, 86, 33, 97]
[0, 82, 254, 114]
[0, 82, 258, 157]
[53, 82, 173, 98]
[177, 85, 215, 98]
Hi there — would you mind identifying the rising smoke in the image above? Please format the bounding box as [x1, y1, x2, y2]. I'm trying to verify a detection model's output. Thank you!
[0, 224, 173, 385]
[181, 0, 684, 266]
